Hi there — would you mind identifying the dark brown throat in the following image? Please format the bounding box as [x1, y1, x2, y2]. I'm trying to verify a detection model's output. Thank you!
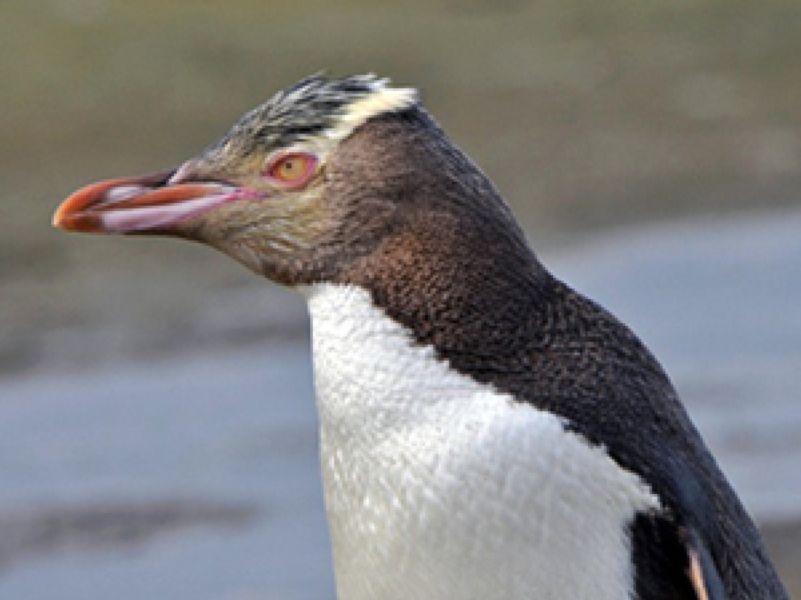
[323, 107, 549, 359]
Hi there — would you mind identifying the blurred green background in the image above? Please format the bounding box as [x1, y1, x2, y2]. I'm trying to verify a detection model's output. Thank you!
[4, 0, 801, 375]
[1, 1, 800, 598]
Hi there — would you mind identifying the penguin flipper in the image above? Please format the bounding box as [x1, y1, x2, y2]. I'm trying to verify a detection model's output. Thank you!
[683, 527, 727, 600]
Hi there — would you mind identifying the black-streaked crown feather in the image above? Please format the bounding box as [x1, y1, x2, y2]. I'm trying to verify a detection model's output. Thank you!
[209, 74, 416, 156]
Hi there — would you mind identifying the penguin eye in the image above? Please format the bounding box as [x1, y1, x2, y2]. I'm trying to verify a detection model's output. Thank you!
[265, 152, 318, 188]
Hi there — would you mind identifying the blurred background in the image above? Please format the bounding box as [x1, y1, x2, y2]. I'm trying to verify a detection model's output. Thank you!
[2, 1, 800, 598]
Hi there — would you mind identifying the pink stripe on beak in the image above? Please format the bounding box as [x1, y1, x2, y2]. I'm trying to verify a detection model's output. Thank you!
[53, 170, 238, 234]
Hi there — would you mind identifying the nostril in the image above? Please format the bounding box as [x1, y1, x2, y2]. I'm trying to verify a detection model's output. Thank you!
[168, 162, 194, 185]
[166, 162, 235, 187]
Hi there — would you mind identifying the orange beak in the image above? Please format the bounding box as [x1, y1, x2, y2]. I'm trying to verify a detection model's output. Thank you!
[52, 169, 245, 234]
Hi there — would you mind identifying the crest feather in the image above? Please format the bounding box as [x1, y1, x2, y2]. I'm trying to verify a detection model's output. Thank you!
[216, 74, 418, 154]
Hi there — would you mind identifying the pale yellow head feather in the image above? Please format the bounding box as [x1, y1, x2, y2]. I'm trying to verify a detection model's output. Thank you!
[324, 81, 418, 143]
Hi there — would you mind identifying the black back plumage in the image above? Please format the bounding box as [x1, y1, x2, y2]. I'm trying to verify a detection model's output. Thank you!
[330, 107, 788, 599]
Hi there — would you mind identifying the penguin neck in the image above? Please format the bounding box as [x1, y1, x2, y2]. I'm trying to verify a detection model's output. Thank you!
[333, 208, 554, 373]
[302, 282, 660, 600]
[303, 282, 485, 434]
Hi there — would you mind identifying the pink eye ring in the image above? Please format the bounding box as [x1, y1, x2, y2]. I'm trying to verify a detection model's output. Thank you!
[264, 152, 318, 188]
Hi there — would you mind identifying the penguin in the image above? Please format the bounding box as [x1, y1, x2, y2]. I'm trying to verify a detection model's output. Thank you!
[53, 74, 788, 600]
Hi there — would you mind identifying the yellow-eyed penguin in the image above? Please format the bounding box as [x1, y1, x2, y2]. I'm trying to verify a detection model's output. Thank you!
[53, 74, 788, 600]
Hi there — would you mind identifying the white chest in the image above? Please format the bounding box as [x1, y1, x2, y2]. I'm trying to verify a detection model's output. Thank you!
[303, 284, 660, 600]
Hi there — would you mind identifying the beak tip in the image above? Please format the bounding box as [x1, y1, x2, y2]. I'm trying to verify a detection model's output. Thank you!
[52, 168, 225, 235]
[51, 204, 103, 234]
[51, 207, 66, 230]
[51, 203, 78, 232]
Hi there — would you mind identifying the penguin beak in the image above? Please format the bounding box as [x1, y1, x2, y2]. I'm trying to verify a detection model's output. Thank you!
[52, 168, 243, 234]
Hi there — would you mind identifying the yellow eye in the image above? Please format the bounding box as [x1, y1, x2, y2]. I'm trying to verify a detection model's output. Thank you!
[267, 152, 317, 186]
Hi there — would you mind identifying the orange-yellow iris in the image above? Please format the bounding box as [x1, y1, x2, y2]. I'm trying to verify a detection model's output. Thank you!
[269, 153, 314, 183]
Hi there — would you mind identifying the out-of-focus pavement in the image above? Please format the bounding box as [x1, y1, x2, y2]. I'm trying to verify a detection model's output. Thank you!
[2, 209, 800, 599]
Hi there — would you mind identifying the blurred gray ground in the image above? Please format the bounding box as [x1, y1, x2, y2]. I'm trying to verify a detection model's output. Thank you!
[1, 1, 801, 598]
[2, 210, 800, 599]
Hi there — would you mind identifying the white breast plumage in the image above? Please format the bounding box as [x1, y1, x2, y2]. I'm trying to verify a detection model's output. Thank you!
[303, 283, 661, 600]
